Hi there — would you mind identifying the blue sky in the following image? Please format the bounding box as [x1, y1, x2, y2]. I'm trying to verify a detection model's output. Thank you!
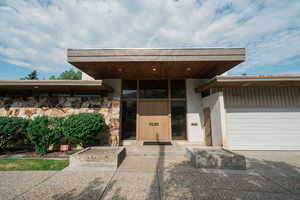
[0, 0, 300, 80]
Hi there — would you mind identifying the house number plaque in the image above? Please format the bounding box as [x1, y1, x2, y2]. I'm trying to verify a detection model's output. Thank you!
[149, 122, 159, 126]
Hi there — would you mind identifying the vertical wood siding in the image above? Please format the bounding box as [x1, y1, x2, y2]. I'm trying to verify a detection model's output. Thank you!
[214, 87, 300, 108]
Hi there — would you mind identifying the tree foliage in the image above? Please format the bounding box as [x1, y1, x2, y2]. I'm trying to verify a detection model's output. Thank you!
[21, 70, 39, 80]
[49, 69, 82, 80]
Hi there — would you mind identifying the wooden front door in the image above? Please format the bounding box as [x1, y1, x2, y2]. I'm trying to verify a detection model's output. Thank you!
[138, 100, 170, 141]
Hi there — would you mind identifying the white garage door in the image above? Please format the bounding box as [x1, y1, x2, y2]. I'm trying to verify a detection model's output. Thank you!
[226, 108, 300, 150]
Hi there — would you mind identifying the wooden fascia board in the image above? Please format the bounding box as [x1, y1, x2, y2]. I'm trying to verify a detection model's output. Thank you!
[67, 48, 246, 63]
[0, 80, 114, 92]
[195, 76, 300, 92]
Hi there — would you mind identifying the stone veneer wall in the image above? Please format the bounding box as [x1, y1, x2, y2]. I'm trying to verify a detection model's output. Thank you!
[0, 95, 120, 145]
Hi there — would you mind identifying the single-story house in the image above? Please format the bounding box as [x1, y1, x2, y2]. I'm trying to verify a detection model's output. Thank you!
[0, 48, 299, 150]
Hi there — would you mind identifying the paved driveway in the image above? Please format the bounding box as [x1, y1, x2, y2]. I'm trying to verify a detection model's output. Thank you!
[1, 151, 300, 200]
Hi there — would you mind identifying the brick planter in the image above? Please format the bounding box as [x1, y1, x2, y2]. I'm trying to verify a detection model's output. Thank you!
[69, 147, 126, 170]
[186, 147, 246, 170]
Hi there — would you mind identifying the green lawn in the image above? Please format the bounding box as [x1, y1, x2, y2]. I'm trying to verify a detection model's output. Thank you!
[0, 159, 69, 171]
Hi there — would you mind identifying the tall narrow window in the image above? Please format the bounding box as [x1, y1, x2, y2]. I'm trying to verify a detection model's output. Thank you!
[121, 101, 136, 139]
[171, 101, 186, 140]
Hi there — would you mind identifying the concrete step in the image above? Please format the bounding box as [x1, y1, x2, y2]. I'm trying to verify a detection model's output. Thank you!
[77, 162, 116, 168]
[125, 146, 187, 156]
[63, 166, 115, 171]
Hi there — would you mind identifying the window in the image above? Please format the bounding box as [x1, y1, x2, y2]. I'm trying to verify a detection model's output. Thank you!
[122, 80, 137, 99]
[171, 80, 186, 98]
[139, 80, 168, 98]
[121, 101, 137, 139]
[171, 101, 186, 140]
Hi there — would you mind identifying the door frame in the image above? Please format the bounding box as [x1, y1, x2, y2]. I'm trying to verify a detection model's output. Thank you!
[121, 79, 187, 142]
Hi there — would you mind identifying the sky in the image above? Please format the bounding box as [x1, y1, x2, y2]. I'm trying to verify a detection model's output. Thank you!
[0, 0, 300, 80]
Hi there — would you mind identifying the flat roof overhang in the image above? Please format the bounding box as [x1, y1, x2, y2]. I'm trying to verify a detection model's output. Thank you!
[0, 80, 113, 92]
[67, 48, 245, 79]
[196, 75, 300, 92]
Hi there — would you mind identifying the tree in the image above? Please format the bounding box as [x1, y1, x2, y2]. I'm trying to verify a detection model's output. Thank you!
[49, 75, 56, 80]
[21, 70, 39, 80]
[49, 69, 82, 80]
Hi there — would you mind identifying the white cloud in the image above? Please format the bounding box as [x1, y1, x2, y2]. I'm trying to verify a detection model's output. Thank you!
[1, 58, 49, 71]
[0, 0, 299, 74]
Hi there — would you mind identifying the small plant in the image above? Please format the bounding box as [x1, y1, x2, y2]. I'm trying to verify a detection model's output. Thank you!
[63, 113, 106, 147]
[27, 116, 63, 155]
[0, 117, 28, 151]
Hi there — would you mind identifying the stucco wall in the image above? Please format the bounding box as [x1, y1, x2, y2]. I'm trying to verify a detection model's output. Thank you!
[82, 72, 95, 80]
[186, 79, 204, 143]
[202, 92, 226, 147]
[0, 95, 120, 144]
[102, 79, 121, 100]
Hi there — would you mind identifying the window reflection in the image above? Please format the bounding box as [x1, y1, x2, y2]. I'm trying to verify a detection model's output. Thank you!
[121, 101, 136, 139]
[171, 80, 186, 98]
[171, 101, 186, 139]
[122, 80, 137, 99]
[139, 80, 168, 98]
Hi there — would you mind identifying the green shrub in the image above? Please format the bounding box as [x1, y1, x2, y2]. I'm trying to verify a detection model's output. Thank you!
[27, 116, 64, 155]
[63, 113, 106, 147]
[0, 117, 28, 151]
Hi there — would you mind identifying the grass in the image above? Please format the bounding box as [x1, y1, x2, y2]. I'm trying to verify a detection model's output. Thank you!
[0, 159, 69, 171]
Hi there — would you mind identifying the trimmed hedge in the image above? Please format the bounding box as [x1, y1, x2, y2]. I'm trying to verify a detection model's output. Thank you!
[63, 113, 106, 147]
[0, 113, 106, 155]
[0, 117, 28, 151]
[27, 116, 64, 155]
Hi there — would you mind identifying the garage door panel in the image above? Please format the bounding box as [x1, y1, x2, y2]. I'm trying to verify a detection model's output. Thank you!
[229, 128, 300, 133]
[226, 108, 300, 150]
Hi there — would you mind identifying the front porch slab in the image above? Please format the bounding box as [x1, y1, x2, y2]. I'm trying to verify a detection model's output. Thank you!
[186, 147, 246, 170]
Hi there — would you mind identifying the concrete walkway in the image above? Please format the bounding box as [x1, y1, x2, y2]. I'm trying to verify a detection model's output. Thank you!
[1, 151, 300, 200]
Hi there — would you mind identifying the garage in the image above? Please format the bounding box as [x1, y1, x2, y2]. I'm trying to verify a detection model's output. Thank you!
[226, 108, 300, 150]
[198, 76, 300, 150]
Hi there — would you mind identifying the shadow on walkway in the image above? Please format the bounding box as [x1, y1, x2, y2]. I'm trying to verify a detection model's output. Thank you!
[145, 147, 300, 200]
[50, 148, 300, 200]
